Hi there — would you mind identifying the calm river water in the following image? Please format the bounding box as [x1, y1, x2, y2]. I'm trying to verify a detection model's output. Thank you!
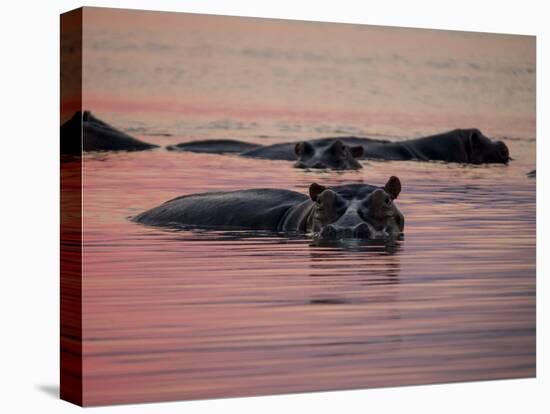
[70, 8, 535, 405]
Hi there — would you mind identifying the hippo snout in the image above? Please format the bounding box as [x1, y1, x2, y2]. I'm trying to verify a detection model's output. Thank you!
[318, 223, 372, 240]
[497, 141, 511, 163]
[319, 224, 339, 239]
[295, 161, 328, 169]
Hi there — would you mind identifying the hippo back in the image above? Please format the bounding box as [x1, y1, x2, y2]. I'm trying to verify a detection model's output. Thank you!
[82, 112, 159, 152]
[61, 111, 160, 153]
[166, 139, 261, 154]
[241, 143, 298, 160]
[132, 188, 308, 230]
[398, 129, 471, 162]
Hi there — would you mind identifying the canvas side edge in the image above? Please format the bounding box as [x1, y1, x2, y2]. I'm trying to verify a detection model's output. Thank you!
[60, 7, 84, 407]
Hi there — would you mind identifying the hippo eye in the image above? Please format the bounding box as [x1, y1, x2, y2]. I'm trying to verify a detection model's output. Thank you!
[384, 196, 391, 206]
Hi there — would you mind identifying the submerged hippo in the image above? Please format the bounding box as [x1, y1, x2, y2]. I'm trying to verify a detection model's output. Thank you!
[132, 177, 404, 240]
[167, 128, 510, 169]
[61, 110, 158, 154]
[168, 137, 364, 170]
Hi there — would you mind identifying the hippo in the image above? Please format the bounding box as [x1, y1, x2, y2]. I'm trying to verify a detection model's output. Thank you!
[168, 138, 365, 170]
[61, 110, 158, 154]
[131, 177, 404, 241]
[167, 128, 510, 169]
[169, 139, 262, 154]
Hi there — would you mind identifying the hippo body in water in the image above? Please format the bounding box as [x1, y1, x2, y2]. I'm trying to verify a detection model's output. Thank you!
[132, 177, 404, 240]
[167, 137, 368, 170]
[167, 129, 510, 169]
[170, 139, 262, 154]
[61, 111, 158, 154]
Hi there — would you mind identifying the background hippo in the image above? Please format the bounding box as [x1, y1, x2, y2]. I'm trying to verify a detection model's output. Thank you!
[61, 110, 158, 154]
[132, 177, 404, 240]
[167, 139, 262, 154]
[167, 128, 510, 168]
[168, 137, 364, 170]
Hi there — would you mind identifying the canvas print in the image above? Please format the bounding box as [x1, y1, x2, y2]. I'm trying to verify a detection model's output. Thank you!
[60, 7, 536, 406]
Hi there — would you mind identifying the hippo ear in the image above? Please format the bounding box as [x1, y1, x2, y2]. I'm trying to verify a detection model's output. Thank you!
[384, 176, 401, 200]
[309, 183, 327, 201]
[350, 145, 364, 159]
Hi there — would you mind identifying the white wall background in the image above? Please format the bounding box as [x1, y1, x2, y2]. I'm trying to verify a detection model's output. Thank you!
[0, 0, 546, 412]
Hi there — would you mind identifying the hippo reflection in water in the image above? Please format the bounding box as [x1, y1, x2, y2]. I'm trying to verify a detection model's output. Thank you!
[168, 129, 510, 170]
[132, 177, 404, 241]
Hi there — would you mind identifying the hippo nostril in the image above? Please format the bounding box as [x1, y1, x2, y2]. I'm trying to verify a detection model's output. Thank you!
[320, 224, 338, 239]
[353, 223, 371, 238]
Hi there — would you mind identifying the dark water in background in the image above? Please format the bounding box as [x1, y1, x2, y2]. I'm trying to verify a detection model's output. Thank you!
[69, 9, 535, 405]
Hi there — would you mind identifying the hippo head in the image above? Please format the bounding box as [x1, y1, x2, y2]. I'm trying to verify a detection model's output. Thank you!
[294, 140, 364, 170]
[308, 176, 404, 240]
[465, 129, 510, 164]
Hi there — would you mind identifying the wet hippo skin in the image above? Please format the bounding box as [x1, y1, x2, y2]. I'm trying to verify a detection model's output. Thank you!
[167, 129, 510, 168]
[61, 111, 159, 154]
[132, 177, 404, 241]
